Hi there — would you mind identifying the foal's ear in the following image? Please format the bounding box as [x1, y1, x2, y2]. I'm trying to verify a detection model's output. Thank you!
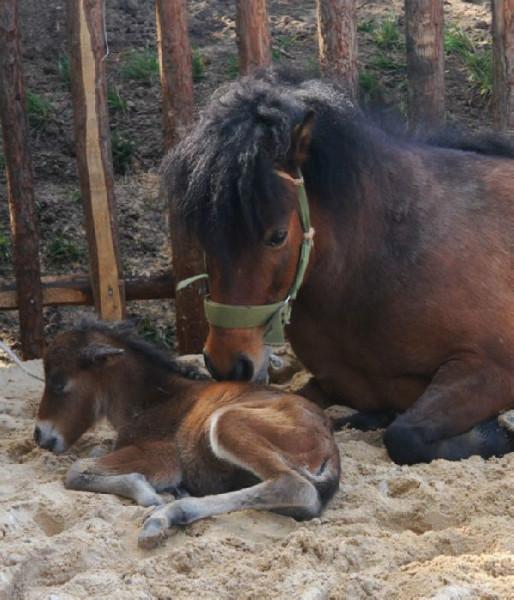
[290, 109, 316, 167]
[79, 344, 125, 368]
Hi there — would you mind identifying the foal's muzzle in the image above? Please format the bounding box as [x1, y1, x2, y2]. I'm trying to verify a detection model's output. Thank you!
[34, 422, 66, 454]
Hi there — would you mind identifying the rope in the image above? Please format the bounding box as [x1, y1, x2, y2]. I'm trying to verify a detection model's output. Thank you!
[0, 341, 45, 383]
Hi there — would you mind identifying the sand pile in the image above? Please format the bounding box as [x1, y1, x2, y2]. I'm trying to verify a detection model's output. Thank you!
[1, 361, 513, 599]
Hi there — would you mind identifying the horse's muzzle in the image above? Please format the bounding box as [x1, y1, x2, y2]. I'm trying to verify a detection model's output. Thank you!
[203, 351, 254, 382]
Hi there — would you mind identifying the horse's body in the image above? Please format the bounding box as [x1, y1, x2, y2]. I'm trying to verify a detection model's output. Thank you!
[164, 72, 514, 464]
[34, 321, 339, 548]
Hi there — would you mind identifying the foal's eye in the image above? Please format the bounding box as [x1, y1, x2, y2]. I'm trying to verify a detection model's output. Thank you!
[265, 229, 288, 248]
[48, 375, 67, 394]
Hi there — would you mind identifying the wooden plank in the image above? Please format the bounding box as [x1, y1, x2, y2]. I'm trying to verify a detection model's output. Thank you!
[0, 272, 175, 310]
[492, 0, 514, 130]
[235, 0, 271, 75]
[157, 0, 207, 354]
[0, 0, 44, 359]
[67, 0, 125, 321]
[405, 0, 445, 128]
[316, 0, 358, 98]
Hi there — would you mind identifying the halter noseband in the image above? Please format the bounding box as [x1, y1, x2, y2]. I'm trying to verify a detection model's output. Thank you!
[176, 169, 315, 345]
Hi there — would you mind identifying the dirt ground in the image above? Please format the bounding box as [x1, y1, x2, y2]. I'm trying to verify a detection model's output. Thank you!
[1, 362, 514, 600]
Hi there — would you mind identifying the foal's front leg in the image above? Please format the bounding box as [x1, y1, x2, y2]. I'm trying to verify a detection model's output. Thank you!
[383, 358, 514, 464]
[65, 440, 182, 506]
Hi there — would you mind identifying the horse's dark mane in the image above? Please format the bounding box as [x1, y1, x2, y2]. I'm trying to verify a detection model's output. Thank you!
[162, 70, 514, 256]
[73, 319, 208, 381]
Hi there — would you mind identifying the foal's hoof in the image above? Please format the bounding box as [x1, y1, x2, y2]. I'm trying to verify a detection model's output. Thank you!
[498, 410, 514, 434]
[138, 516, 169, 550]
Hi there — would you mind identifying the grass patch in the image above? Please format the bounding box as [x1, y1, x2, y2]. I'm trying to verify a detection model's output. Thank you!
[136, 316, 174, 349]
[0, 231, 10, 263]
[26, 91, 54, 130]
[226, 54, 239, 79]
[57, 55, 71, 88]
[121, 49, 159, 83]
[369, 53, 405, 72]
[192, 48, 205, 82]
[111, 129, 135, 174]
[108, 85, 128, 114]
[359, 70, 382, 103]
[358, 19, 375, 33]
[373, 17, 401, 50]
[47, 236, 82, 264]
[444, 27, 493, 98]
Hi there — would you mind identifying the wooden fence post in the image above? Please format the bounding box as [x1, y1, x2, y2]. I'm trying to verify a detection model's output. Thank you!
[67, 0, 125, 321]
[0, 0, 44, 359]
[157, 0, 207, 354]
[492, 0, 514, 130]
[405, 0, 445, 128]
[316, 0, 358, 98]
[235, 0, 271, 75]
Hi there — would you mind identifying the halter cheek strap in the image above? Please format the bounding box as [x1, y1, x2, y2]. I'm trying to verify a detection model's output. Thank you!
[176, 169, 315, 345]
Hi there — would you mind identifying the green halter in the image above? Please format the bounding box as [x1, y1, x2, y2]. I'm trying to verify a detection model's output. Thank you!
[176, 170, 314, 345]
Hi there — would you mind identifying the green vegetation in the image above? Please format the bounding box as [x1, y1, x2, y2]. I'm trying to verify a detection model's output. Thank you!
[136, 316, 174, 349]
[192, 48, 205, 82]
[373, 17, 400, 50]
[111, 129, 135, 174]
[358, 19, 375, 34]
[57, 55, 71, 88]
[47, 235, 82, 264]
[108, 85, 128, 114]
[121, 49, 159, 83]
[71, 189, 82, 204]
[369, 53, 405, 72]
[26, 91, 54, 130]
[444, 26, 493, 98]
[226, 54, 239, 79]
[359, 70, 382, 103]
[0, 231, 10, 262]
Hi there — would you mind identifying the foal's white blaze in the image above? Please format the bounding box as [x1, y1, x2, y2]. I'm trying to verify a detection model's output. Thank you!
[35, 420, 66, 454]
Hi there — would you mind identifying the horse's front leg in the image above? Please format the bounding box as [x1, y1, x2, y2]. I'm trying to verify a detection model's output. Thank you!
[383, 358, 514, 464]
[65, 440, 182, 506]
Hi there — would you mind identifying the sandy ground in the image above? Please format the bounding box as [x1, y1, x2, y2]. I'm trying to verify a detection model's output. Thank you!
[1, 362, 514, 600]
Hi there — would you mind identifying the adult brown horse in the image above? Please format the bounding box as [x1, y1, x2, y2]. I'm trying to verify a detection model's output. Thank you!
[163, 72, 514, 465]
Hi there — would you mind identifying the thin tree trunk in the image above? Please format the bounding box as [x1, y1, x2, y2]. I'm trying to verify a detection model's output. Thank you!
[67, 0, 125, 321]
[405, 0, 445, 128]
[0, 0, 44, 358]
[316, 0, 358, 98]
[236, 0, 271, 75]
[157, 0, 207, 354]
[492, 0, 514, 130]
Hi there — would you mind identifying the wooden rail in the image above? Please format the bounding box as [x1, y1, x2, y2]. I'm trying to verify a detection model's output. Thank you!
[0, 272, 175, 310]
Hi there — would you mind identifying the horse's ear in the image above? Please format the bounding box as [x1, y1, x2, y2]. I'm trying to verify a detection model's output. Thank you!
[79, 344, 125, 368]
[290, 109, 316, 167]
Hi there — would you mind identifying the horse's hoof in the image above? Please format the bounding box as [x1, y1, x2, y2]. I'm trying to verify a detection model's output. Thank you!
[138, 516, 169, 549]
[498, 410, 514, 434]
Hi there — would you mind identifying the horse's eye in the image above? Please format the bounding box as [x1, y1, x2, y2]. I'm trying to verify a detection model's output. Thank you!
[48, 375, 67, 394]
[265, 229, 288, 248]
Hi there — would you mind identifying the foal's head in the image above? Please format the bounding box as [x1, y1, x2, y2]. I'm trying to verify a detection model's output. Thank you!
[163, 75, 345, 382]
[35, 327, 127, 453]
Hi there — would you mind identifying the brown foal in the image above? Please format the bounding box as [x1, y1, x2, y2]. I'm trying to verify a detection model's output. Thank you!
[34, 321, 340, 548]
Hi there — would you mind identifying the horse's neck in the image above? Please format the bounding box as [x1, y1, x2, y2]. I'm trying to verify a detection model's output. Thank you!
[104, 366, 198, 432]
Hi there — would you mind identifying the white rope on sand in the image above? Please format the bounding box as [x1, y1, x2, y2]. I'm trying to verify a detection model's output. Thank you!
[0, 341, 45, 382]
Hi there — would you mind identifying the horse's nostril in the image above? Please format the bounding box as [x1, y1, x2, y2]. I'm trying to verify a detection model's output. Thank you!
[46, 436, 57, 452]
[231, 355, 254, 381]
[34, 426, 41, 445]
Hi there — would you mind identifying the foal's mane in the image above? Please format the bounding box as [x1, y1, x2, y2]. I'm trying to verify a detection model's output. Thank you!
[163, 69, 514, 256]
[73, 319, 208, 381]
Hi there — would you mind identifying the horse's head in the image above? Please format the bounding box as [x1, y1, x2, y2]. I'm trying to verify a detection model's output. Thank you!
[166, 76, 319, 382]
[35, 330, 125, 453]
